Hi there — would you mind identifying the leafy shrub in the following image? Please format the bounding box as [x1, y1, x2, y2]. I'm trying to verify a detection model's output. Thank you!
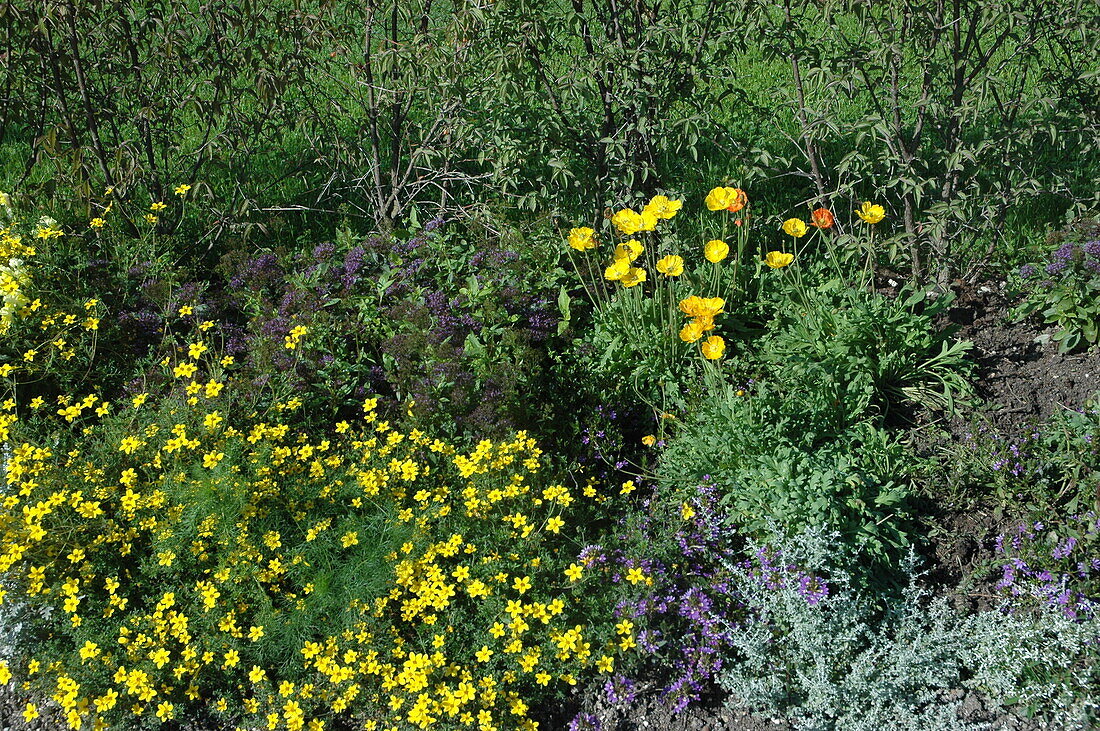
[1014, 219, 1100, 353]
[761, 277, 973, 422]
[0, 358, 637, 730]
[659, 385, 914, 571]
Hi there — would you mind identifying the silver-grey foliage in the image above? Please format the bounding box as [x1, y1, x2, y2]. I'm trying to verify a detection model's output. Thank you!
[717, 529, 1099, 731]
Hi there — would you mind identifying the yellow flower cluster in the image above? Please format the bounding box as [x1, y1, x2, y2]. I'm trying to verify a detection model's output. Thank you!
[677, 295, 724, 344]
[0, 222, 38, 334]
[0, 335, 632, 731]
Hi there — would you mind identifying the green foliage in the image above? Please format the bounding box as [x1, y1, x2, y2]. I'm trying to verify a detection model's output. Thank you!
[761, 277, 974, 421]
[479, 0, 744, 214]
[931, 393, 1100, 516]
[742, 0, 1100, 283]
[660, 385, 914, 569]
[1013, 218, 1100, 353]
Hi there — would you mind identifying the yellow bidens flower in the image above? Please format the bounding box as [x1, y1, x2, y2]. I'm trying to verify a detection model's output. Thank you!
[150, 201, 167, 212]
[857, 201, 885, 224]
[764, 251, 795, 269]
[704, 239, 729, 263]
[285, 325, 308, 350]
[781, 218, 808, 238]
[641, 435, 656, 446]
[174, 184, 191, 196]
[89, 218, 106, 229]
[656, 255, 684, 277]
[144, 214, 158, 225]
[701, 335, 726, 360]
[567, 227, 597, 251]
[705, 186, 748, 212]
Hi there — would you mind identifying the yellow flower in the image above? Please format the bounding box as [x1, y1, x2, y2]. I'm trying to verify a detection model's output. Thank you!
[144, 214, 158, 224]
[565, 563, 583, 582]
[704, 239, 729, 263]
[705, 186, 747, 212]
[604, 259, 630, 281]
[679, 320, 706, 343]
[150, 201, 167, 212]
[678, 295, 724, 319]
[174, 184, 191, 196]
[656, 255, 684, 277]
[611, 208, 643, 235]
[567, 227, 597, 251]
[857, 201, 885, 224]
[764, 251, 794, 269]
[641, 435, 656, 446]
[681, 502, 696, 520]
[638, 208, 658, 231]
[625, 567, 645, 584]
[513, 575, 532, 594]
[701, 335, 726, 360]
[475, 646, 493, 663]
[782, 218, 808, 237]
[644, 194, 682, 219]
[614, 239, 643, 262]
[23, 703, 38, 722]
[596, 656, 614, 673]
[89, 218, 105, 229]
[619, 267, 647, 288]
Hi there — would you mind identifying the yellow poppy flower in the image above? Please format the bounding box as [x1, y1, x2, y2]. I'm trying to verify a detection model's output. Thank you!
[782, 218, 808, 237]
[701, 335, 725, 360]
[679, 320, 706, 342]
[604, 259, 630, 281]
[567, 227, 597, 250]
[705, 187, 748, 212]
[856, 202, 885, 224]
[638, 209, 658, 231]
[620, 267, 647, 288]
[704, 239, 729, 263]
[656, 255, 684, 277]
[614, 239, 644, 262]
[644, 195, 683, 219]
[612, 208, 644, 235]
[764, 251, 794, 268]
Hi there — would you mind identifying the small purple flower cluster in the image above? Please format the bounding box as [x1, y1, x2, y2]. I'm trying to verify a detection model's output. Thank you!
[994, 513, 1100, 620]
[1029, 234, 1100, 281]
[964, 425, 1036, 478]
[575, 480, 829, 721]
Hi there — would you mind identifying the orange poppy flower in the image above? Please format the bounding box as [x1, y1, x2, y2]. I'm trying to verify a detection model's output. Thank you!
[810, 208, 834, 229]
[726, 188, 748, 213]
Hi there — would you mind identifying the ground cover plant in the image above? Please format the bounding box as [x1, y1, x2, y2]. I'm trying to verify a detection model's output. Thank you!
[0, 2, 1098, 730]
